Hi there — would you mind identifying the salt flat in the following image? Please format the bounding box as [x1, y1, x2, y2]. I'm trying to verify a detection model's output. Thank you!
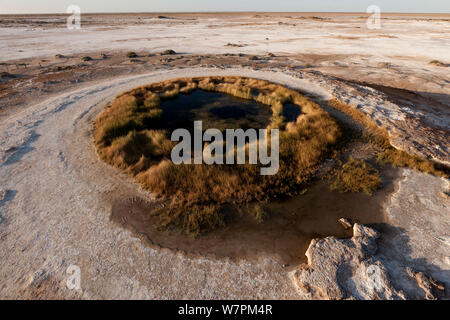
[0, 13, 448, 299]
[1, 13, 449, 64]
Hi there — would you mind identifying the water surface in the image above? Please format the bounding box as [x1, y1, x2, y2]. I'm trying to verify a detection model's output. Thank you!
[161, 90, 273, 133]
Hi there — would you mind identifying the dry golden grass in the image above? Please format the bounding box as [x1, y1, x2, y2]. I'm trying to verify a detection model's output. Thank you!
[327, 98, 448, 178]
[376, 149, 445, 176]
[94, 94, 163, 146]
[152, 202, 225, 235]
[94, 76, 343, 235]
[330, 158, 382, 195]
[327, 98, 390, 146]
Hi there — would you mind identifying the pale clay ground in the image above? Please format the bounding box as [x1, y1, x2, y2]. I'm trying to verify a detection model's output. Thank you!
[0, 14, 449, 299]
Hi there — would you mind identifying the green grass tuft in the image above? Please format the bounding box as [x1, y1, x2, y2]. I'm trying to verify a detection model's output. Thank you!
[330, 158, 382, 195]
[253, 204, 269, 224]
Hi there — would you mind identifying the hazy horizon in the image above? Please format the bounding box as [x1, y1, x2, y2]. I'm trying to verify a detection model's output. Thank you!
[2, 11, 450, 15]
[1, 0, 449, 14]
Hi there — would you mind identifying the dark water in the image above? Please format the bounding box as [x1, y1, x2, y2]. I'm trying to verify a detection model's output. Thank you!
[161, 90, 273, 133]
[282, 103, 302, 122]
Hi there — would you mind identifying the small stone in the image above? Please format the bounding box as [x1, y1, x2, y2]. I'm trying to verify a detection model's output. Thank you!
[293, 224, 406, 300]
[160, 49, 176, 56]
[126, 51, 138, 58]
[338, 218, 352, 230]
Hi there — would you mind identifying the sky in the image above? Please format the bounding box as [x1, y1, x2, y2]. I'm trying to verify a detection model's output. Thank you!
[0, 0, 449, 14]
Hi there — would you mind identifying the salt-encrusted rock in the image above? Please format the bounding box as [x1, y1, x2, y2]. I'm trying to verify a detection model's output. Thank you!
[353, 223, 380, 239]
[292, 222, 449, 300]
[292, 224, 406, 300]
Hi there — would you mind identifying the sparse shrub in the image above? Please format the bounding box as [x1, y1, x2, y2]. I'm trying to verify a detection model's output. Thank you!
[155, 202, 225, 237]
[0, 72, 14, 79]
[253, 204, 268, 224]
[160, 49, 176, 55]
[378, 62, 394, 69]
[429, 60, 447, 67]
[330, 158, 382, 195]
[377, 149, 446, 176]
[225, 43, 244, 47]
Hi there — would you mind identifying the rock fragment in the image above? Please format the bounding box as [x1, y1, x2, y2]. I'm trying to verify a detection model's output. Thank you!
[290, 224, 442, 300]
[338, 218, 352, 230]
[406, 268, 446, 300]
